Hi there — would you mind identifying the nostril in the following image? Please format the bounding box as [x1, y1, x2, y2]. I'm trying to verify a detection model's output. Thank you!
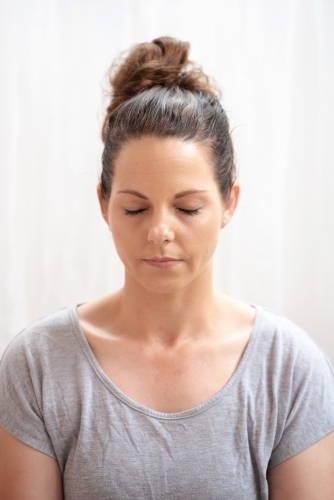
[147, 224, 174, 244]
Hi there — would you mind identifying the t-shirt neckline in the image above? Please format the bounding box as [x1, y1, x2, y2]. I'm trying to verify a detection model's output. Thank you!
[69, 302, 263, 420]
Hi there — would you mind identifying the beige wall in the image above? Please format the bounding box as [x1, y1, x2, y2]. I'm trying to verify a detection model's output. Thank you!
[1, 0, 333, 364]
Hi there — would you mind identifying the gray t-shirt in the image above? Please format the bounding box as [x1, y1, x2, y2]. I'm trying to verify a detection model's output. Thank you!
[0, 304, 334, 499]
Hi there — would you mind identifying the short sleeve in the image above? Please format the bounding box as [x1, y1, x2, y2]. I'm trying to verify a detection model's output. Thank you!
[268, 334, 334, 468]
[0, 332, 56, 458]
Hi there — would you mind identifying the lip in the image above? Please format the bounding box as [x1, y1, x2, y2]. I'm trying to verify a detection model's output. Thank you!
[143, 257, 183, 268]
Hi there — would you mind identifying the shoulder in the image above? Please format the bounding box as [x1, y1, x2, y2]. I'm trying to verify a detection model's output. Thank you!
[0, 305, 79, 373]
[243, 305, 334, 411]
[252, 307, 334, 467]
[254, 306, 334, 409]
[0, 306, 80, 461]
[255, 306, 333, 373]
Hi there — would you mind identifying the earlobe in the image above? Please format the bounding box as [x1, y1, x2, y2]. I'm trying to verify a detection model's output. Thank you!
[221, 183, 240, 228]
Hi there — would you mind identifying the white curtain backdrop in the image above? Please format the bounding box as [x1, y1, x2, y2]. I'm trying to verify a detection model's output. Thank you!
[1, 0, 333, 362]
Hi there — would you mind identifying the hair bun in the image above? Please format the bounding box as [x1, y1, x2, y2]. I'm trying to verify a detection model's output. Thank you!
[100, 38, 234, 203]
[104, 36, 219, 117]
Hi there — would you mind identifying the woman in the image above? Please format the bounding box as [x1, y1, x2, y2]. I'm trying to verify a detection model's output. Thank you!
[0, 36, 333, 500]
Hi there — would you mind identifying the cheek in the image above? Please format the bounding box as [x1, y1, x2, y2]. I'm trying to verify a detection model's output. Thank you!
[186, 216, 221, 256]
[202, 227, 220, 256]
[109, 217, 136, 258]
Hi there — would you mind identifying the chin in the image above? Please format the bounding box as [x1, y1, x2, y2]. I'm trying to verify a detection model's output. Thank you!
[143, 278, 190, 295]
[124, 261, 209, 295]
[127, 270, 192, 295]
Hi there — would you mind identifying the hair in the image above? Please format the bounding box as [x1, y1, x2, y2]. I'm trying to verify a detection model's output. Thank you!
[100, 36, 236, 201]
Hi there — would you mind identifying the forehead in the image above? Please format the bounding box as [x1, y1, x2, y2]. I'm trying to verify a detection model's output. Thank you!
[113, 136, 217, 188]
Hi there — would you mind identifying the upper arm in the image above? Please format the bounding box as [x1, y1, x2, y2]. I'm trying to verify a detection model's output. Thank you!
[267, 430, 334, 500]
[0, 426, 63, 500]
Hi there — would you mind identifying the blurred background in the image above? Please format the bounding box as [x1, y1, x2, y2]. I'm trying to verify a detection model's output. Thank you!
[0, 0, 333, 362]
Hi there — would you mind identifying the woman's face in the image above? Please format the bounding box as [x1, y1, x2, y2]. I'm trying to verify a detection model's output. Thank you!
[98, 136, 239, 294]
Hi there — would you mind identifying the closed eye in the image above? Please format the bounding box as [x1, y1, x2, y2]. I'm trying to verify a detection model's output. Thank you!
[124, 209, 146, 216]
[123, 208, 201, 217]
[177, 208, 201, 216]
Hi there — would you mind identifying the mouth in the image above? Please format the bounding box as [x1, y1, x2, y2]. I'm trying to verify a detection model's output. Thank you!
[143, 257, 183, 268]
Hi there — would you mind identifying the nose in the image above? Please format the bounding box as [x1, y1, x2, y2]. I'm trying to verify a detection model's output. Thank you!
[147, 214, 174, 245]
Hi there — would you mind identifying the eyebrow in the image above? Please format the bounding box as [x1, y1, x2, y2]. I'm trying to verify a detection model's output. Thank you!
[117, 189, 208, 199]
[174, 189, 208, 199]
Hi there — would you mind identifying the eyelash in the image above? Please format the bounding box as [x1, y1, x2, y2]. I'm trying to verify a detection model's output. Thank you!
[124, 209, 145, 216]
[179, 208, 201, 216]
[124, 208, 201, 217]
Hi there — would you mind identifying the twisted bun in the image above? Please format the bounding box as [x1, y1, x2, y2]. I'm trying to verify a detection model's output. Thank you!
[102, 36, 220, 142]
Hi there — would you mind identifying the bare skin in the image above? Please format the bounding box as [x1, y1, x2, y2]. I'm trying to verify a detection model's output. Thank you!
[77, 291, 255, 413]
[267, 429, 334, 499]
[1, 136, 333, 499]
[0, 426, 63, 500]
[77, 137, 254, 412]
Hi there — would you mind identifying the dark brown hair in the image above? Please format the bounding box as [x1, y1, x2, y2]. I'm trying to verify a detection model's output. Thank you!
[100, 36, 236, 200]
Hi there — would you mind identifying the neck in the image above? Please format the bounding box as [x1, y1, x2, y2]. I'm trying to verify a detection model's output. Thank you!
[115, 265, 224, 345]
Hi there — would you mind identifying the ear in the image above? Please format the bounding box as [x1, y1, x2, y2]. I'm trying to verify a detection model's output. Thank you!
[221, 183, 240, 228]
[97, 184, 110, 226]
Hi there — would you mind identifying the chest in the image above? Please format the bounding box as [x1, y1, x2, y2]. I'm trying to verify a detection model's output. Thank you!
[55, 382, 271, 500]
[84, 330, 251, 413]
